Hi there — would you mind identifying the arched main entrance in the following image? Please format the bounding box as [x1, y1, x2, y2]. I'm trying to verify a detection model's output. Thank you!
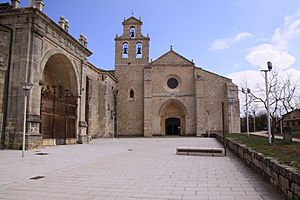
[160, 100, 186, 136]
[40, 53, 78, 145]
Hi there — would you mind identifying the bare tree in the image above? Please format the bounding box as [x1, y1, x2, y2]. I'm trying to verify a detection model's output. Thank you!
[248, 69, 299, 140]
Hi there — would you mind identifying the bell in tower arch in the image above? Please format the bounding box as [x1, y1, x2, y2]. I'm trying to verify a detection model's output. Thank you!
[130, 31, 135, 38]
[136, 42, 142, 58]
[123, 47, 128, 54]
[122, 42, 129, 58]
[137, 46, 142, 54]
[130, 26, 135, 38]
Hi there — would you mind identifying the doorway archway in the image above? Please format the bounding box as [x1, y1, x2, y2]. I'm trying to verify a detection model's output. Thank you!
[165, 117, 181, 135]
[40, 53, 78, 145]
[160, 100, 186, 136]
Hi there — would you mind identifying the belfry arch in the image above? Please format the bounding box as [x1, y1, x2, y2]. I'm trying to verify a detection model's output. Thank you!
[40, 53, 78, 145]
[159, 100, 186, 136]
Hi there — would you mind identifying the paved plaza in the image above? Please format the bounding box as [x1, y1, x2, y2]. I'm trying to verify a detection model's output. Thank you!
[0, 137, 284, 200]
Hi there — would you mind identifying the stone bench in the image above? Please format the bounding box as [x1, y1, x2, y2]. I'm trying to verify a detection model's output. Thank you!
[176, 147, 225, 157]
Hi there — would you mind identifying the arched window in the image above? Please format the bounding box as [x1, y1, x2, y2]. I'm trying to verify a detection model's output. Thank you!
[136, 42, 142, 58]
[122, 42, 129, 58]
[130, 26, 135, 38]
[129, 89, 134, 99]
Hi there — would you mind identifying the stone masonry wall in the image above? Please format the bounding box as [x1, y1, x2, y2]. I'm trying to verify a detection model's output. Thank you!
[104, 74, 117, 138]
[0, 25, 11, 149]
[222, 136, 300, 200]
[0, 7, 92, 148]
[195, 69, 230, 135]
[84, 64, 117, 139]
[144, 60, 196, 136]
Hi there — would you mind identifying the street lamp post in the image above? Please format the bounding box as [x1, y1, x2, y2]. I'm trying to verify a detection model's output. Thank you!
[253, 111, 256, 132]
[21, 82, 33, 157]
[242, 88, 251, 137]
[261, 61, 272, 145]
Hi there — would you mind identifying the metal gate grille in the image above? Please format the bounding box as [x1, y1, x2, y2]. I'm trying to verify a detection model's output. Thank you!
[40, 85, 77, 144]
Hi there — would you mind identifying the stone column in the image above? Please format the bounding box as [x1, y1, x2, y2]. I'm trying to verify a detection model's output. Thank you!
[77, 61, 88, 144]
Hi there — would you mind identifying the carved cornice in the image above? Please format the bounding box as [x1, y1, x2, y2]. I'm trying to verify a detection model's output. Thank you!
[0, 7, 92, 59]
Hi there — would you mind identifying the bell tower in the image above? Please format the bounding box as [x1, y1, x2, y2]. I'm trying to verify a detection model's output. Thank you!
[115, 17, 150, 136]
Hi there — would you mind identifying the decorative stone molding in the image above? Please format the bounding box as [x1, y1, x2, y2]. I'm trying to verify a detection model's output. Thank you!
[11, 0, 20, 8]
[79, 121, 88, 127]
[58, 16, 69, 32]
[26, 114, 41, 123]
[30, 0, 44, 12]
[79, 34, 88, 48]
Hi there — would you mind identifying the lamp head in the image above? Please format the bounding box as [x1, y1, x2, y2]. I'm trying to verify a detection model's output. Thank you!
[267, 61, 272, 71]
[21, 82, 33, 91]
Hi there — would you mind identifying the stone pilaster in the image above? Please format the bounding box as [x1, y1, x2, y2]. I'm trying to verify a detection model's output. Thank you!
[26, 114, 42, 149]
[78, 121, 88, 144]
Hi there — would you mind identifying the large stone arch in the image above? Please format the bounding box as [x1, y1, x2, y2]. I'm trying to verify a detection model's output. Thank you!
[40, 52, 79, 145]
[40, 49, 80, 95]
[159, 99, 186, 136]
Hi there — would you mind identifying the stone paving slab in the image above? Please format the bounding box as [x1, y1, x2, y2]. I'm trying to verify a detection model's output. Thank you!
[0, 137, 284, 199]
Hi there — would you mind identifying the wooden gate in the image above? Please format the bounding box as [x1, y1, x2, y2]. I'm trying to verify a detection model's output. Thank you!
[40, 85, 77, 145]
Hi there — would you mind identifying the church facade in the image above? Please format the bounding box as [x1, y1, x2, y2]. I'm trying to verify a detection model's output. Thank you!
[0, 1, 240, 150]
[115, 17, 240, 137]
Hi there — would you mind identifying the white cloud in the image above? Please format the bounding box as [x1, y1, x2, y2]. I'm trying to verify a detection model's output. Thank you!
[226, 10, 300, 113]
[246, 10, 300, 70]
[245, 44, 295, 70]
[209, 32, 253, 51]
[235, 32, 253, 42]
[228, 70, 264, 90]
[209, 40, 230, 50]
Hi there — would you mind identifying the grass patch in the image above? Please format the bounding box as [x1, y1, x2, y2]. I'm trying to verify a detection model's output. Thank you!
[292, 131, 300, 139]
[227, 133, 300, 170]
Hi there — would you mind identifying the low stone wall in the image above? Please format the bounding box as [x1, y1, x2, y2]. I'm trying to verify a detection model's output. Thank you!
[215, 134, 300, 200]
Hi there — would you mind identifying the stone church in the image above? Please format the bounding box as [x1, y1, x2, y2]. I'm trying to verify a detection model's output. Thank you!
[0, 0, 240, 149]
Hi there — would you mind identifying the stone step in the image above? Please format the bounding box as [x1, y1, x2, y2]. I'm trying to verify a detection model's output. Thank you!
[176, 147, 225, 157]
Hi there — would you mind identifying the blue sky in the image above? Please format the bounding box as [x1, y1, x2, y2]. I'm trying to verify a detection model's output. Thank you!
[14, 0, 300, 89]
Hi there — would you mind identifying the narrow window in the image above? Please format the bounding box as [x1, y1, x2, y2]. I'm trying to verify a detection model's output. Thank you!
[130, 26, 135, 38]
[286, 122, 289, 127]
[122, 42, 129, 58]
[136, 42, 142, 58]
[129, 89, 134, 99]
